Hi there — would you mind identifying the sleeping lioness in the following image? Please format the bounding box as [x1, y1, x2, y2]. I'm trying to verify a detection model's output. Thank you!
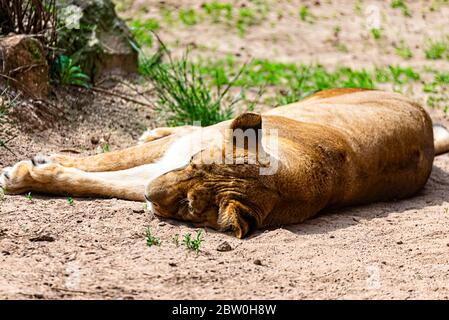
[2, 88, 449, 238]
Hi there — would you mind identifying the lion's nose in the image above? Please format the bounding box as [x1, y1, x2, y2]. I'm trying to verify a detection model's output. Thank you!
[146, 188, 161, 203]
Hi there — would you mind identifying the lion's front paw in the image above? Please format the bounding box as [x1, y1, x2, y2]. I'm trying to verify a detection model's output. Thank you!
[0, 160, 33, 194]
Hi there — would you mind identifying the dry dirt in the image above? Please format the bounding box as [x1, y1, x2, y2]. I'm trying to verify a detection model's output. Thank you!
[1, 0, 449, 300]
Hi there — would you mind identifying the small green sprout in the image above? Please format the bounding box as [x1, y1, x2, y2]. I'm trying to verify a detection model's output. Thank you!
[299, 5, 309, 21]
[370, 28, 382, 40]
[390, 0, 411, 17]
[67, 197, 74, 206]
[395, 41, 413, 59]
[179, 8, 198, 26]
[182, 230, 204, 253]
[424, 40, 448, 60]
[145, 227, 161, 247]
[101, 143, 110, 153]
[25, 192, 33, 201]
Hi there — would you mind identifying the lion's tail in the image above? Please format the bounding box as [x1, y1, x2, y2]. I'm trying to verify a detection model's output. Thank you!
[433, 124, 449, 156]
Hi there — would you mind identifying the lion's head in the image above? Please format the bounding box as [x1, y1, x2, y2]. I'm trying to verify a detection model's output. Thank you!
[144, 113, 280, 238]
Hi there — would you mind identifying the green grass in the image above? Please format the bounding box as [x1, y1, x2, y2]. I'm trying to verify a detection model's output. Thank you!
[132, 3, 265, 37]
[129, 18, 160, 47]
[141, 50, 428, 105]
[390, 0, 411, 16]
[354, 0, 363, 14]
[370, 28, 382, 40]
[139, 45, 247, 126]
[145, 227, 161, 247]
[424, 39, 448, 59]
[422, 70, 449, 111]
[132, 28, 447, 118]
[25, 192, 33, 201]
[138, 42, 448, 113]
[434, 71, 449, 84]
[182, 230, 204, 253]
[395, 41, 413, 59]
[236, 7, 257, 35]
[201, 1, 233, 23]
[196, 58, 424, 104]
[375, 65, 420, 84]
[299, 5, 311, 22]
[67, 197, 74, 206]
[427, 94, 448, 111]
[179, 8, 198, 26]
[101, 143, 110, 153]
[160, 7, 174, 25]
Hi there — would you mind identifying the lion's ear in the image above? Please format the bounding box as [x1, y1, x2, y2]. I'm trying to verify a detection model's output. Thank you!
[229, 112, 262, 132]
[218, 200, 258, 238]
[226, 112, 267, 163]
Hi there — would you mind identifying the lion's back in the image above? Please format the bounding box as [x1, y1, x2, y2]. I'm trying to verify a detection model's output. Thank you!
[266, 89, 435, 204]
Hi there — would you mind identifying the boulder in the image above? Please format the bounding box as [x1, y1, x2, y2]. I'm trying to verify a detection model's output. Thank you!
[0, 35, 49, 98]
[57, 0, 138, 82]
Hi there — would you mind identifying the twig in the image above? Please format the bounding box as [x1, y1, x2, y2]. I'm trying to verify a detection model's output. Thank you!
[95, 76, 156, 105]
[9, 63, 46, 75]
[117, 80, 156, 105]
[90, 86, 154, 108]
[0, 135, 17, 156]
[58, 149, 81, 154]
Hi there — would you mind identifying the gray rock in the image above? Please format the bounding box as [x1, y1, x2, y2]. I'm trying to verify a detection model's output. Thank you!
[56, 0, 138, 82]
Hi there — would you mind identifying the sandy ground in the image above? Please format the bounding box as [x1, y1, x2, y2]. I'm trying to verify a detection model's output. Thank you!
[2, 0, 449, 299]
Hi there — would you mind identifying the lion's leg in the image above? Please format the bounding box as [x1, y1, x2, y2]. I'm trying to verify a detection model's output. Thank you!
[42, 134, 175, 172]
[0, 159, 165, 201]
[40, 126, 200, 172]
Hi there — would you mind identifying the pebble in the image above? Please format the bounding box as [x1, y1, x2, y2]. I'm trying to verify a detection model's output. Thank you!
[216, 241, 233, 252]
[90, 136, 99, 145]
[132, 209, 145, 214]
[253, 259, 263, 266]
[158, 222, 166, 227]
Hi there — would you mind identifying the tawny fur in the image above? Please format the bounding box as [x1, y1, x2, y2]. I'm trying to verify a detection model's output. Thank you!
[1, 89, 448, 238]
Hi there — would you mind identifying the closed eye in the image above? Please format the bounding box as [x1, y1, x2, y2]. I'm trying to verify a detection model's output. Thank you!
[178, 198, 189, 206]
